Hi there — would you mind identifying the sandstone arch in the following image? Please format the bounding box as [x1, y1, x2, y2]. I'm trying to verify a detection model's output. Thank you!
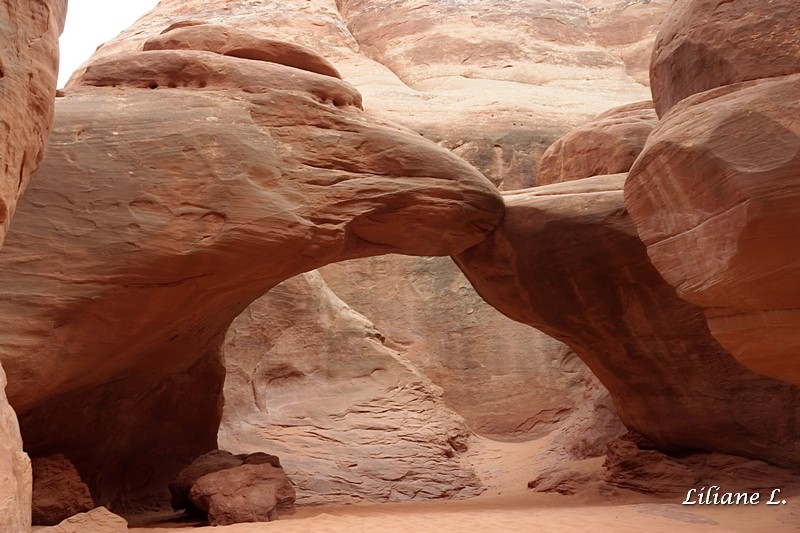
[0, 39, 502, 512]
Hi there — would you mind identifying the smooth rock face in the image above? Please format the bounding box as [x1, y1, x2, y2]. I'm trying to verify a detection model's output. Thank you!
[625, 74, 800, 386]
[143, 23, 343, 79]
[0, 0, 66, 244]
[0, 363, 31, 532]
[189, 464, 296, 525]
[1, 39, 501, 512]
[319, 257, 596, 442]
[537, 101, 657, 186]
[36, 506, 128, 533]
[650, 0, 800, 116]
[32, 455, 94, 526]
[456, 175, 800, 469]
[219, 272, 483, 505]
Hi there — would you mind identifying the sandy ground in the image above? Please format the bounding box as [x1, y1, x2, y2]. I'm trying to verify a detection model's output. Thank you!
[128, 436, 800, 533]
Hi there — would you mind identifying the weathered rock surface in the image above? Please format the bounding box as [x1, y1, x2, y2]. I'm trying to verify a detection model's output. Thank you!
[169, 450, 243, 514]
[143, 23, 342, 79]
[0, 363, 31, 532]
[48, 3, 663, 478]
[650, 0, 800, 117]
[456, 175, 800, 469]
[32, 455, 94, 525]
[0, 0, 66, 245]
[189, 463, 296, 525]
[219, 272, 483, 505]
[169, 450, 281, 515]
[1, 37, 501, 514]
[319, 257, 596, 442]
[537, 101, 656, 185]
[530, 432, 800, 499]
[36, 506, 128, 533]
[66, 0, 667, 190]
[626, 74, 800, 387]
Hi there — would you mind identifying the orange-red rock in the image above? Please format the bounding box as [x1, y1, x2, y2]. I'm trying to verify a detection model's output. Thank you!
[170, 450, 286, 520]
[0, 362, 31, 532]
[530, 432, 800, 499]
[65, 0, 666, 190]
[219, 272, 483, 505]
[537, 101, 656, 186]
[626, 74, 800, 387]
[189, 463, 295, 525]
[456, 175, 800, 469]
[0, 41, 501, 513]
[319, 257, 599, 442]
[650, 0, 800, 117]
[0, 0, 66, 245]
[169, 450, 246, 515]
[32, 455, 94, 526]
[143, 23, 342, 79]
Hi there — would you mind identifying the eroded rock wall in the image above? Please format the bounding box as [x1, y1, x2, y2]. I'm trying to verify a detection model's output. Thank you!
[219, 272, 483, 505]
[319, 257, 594, 441]
[0, 0, 66, 244]
[456, 175, 800, 469]
[0, 2, 67, 529]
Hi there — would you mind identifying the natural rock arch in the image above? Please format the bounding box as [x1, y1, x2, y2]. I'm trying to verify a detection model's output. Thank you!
[0, 38, 502, 512]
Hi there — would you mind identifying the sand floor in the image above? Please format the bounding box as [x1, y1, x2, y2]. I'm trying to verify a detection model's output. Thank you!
[129, 436, 800, 532]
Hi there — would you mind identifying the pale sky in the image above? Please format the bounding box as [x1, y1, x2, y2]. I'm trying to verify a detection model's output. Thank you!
[58, 0, 161, 87]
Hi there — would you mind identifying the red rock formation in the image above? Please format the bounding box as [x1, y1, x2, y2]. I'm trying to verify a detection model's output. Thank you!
[0, 4, 66, 529]
[530, 432, 800, 499]
[143, 23, 342, 79]
[0, 35, 501, 513]
[66, 0, 666, 190]
[52, 0, 666, 467]
[650, 0, 800, 117]
[319, 258, 597, 442]
[169, 450, 247, 515]
[625, 74, 800, 386]
[171, 450, 287, 521]
[189, 463, 296, 525]
[0, 363, 31, 532]
[219, 272, 483, 505]
[537, 101, 657, 186]
[0, 0, 66, 245]
[456, 175, 800, 470]
[31, 455, 94, 526]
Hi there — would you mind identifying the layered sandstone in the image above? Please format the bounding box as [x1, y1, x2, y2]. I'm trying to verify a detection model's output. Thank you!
[537, 101, 656, 185]
[219, 272, 483, 505]
[67, 0, 667, 189]
[625, 74, 800, 386]
[319, 258, 595, 441]
[0, 0, 66, 244]
[0, 38, 501, 513]
[51, 1, 666, 457]
[456, 175, 800, 469]
[650, 0, 800, 116]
